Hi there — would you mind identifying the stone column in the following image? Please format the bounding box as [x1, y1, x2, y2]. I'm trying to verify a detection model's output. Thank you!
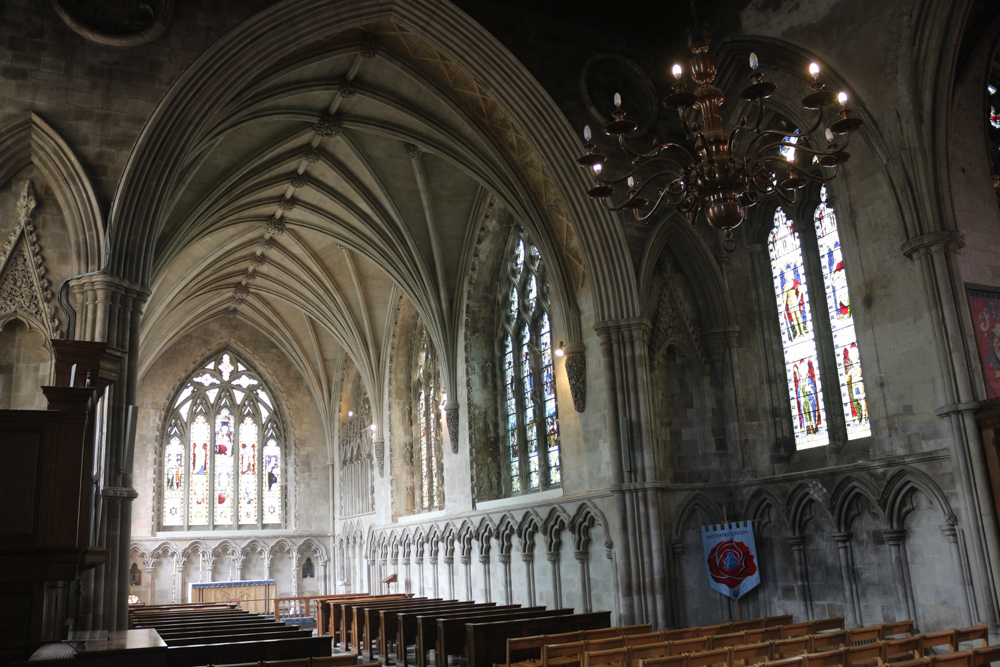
[883, 529, 917, 625]
[429, 557, 439, 598]
[143, 566, 155, 605]
[941, 521, 975, 625]
[832, 533, 861, 626]
[402, 556, 411, 594]
[547, 552, 563, 608]
[498, 554, 512, 605]
[479, 554, 492, 603]
[415, 557, 424, 596]
[522, 552, 535, 606]
[172, 555, 182, 604]
[320, 559, 330, 595]
[575, 550, 592, 613]
[904, 232, 1000, 627]
[786, 536, 814, 619]
[461, 556, 472, 601]
[444, 557, 454, 599]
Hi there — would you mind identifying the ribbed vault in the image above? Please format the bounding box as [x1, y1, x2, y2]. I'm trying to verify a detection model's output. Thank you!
[137, 11, 601, 444]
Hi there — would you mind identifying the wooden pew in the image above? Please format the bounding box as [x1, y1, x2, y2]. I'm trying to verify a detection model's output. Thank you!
[164, 634, 331, 667]
[364, 599, 484, 661]
[379, 602, 500, 661]
[339, 596, 415, 651]
[155, 623, 300, 641]
[320, 595, 379, 638]
[356, 598, 464, 658]
[396, 604, 524, 667]
[422, 607, 559, 667]
[466, 611, 613, 667]
[164, 628, 312, 647]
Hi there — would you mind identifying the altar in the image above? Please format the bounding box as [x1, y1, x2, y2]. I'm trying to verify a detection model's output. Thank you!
[188, 579, 276, 614]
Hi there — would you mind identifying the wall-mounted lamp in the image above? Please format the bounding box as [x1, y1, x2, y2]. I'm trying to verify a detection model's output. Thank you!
[369, 423, 377, 433]
[347, 410, 354, 418]
[554, 341, 565, 357]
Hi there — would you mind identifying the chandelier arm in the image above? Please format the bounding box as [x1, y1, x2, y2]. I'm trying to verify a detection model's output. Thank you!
[757, 157, 843, 184]
[752, 97, 767, 133]
[745, 127, 813, 160]
[678, 107, 697, 141]
[616, 135, 697, 166]
[597, 159, 688, 186]
[801, 107, 826, 137]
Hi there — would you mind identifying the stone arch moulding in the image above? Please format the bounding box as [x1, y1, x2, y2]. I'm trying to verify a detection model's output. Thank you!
[105, 0, 638, 324]
[0, 113, 104, 276]
[670, 490, 724, 545]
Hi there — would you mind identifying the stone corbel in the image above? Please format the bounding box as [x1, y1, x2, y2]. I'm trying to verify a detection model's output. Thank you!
[445, 401, 459, 453]
[563, 342, 586, 412]
[375, 437, 385, 478]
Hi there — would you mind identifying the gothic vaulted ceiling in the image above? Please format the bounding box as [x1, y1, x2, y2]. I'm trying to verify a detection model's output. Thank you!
[138, 20, 586, 430]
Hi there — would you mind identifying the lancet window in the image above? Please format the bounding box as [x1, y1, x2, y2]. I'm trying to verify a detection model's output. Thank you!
[414, 329, 444, 512]
[767, 187, 870, 449]
[498, 230, 560, 494]
[161, 351, 283, 530]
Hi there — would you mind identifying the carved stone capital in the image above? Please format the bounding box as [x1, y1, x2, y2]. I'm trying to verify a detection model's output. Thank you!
[574, 550, 588, 563]
[882, 529, 907, 545]
[460, 556, 471, 566]
[545, 552, 560, 564]
[786, 535, 806, 549]
[521, 553, 534, 564]
[478, 554, 491, 565]
[901, 230, 965, 259]
[832, 532, 853, 546]
[497, 554, 511, 565]
[443, 557, 453, 566]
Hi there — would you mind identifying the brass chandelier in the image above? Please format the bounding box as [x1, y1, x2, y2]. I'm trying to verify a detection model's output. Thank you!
[577, 25, 863, 250]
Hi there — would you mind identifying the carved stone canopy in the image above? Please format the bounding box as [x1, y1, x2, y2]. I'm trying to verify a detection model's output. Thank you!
[0, 181, 60, 339]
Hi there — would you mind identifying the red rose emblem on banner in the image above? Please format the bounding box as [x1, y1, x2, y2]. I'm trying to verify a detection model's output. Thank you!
[706, 539, 757, 588]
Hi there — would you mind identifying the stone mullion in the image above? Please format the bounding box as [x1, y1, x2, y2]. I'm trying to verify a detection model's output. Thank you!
[793, 213, 844, 444]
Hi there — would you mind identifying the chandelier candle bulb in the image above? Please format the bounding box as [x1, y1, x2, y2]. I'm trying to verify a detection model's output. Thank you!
[809, 62, 821, 80]
[826, 128, 835, 143]
[592, 162, 602, 175]
[614, 92, 622, 107]
[838, 91, 849, 106]
[749, 53, 759, 70]
[627, 176, 635, 188]
[583, 125, 592, 142]
[672, 63, 683, 79]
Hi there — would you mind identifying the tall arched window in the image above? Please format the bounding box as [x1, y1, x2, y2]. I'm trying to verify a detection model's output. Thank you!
[767, 187, 870, 450]
[414, 329, 444, 512]
[161, 351, 283, 530]
[498, 230, 560, 495]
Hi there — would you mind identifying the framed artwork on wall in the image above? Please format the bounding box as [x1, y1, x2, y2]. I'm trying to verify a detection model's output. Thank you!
[967, 286, 1000, 398]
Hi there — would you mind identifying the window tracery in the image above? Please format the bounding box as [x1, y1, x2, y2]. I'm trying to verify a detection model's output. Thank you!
[498, 231, 560, 494]
[767, 187, 870, 449]
[414, 329, 444, 512]
[161, 351, 283, 530]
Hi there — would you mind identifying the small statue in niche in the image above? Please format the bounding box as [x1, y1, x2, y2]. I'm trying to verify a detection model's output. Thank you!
[130, 562, 141, 587]
[302, 556, 315, 579]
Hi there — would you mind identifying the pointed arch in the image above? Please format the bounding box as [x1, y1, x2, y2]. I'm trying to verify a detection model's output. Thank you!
[786, 483, 834, 535]
[830, 476, 886, 532]
[670, 491, 724, 544]
[882, 467, 957, 530]
[745, 487, 787, 532]
[0, 113, 103, 274]
[158, 348, 285, 530]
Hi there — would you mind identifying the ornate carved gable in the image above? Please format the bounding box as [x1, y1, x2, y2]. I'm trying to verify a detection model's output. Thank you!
[649, 258, 704, 371]
[0, 181, 60, 338]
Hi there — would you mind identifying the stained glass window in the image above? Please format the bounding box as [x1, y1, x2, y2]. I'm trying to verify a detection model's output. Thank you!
[498, 230, 561, 494]
[768, 207, 829, 449]
[160, 351, 283, 530]
[412, 330, 445, 512]
[814, 187, 870, 439]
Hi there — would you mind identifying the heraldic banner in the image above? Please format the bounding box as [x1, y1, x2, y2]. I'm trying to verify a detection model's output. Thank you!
[701, 521, 761, 600]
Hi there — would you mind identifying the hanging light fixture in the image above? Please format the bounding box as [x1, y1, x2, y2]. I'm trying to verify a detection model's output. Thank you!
[577, 25, 863, 251]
